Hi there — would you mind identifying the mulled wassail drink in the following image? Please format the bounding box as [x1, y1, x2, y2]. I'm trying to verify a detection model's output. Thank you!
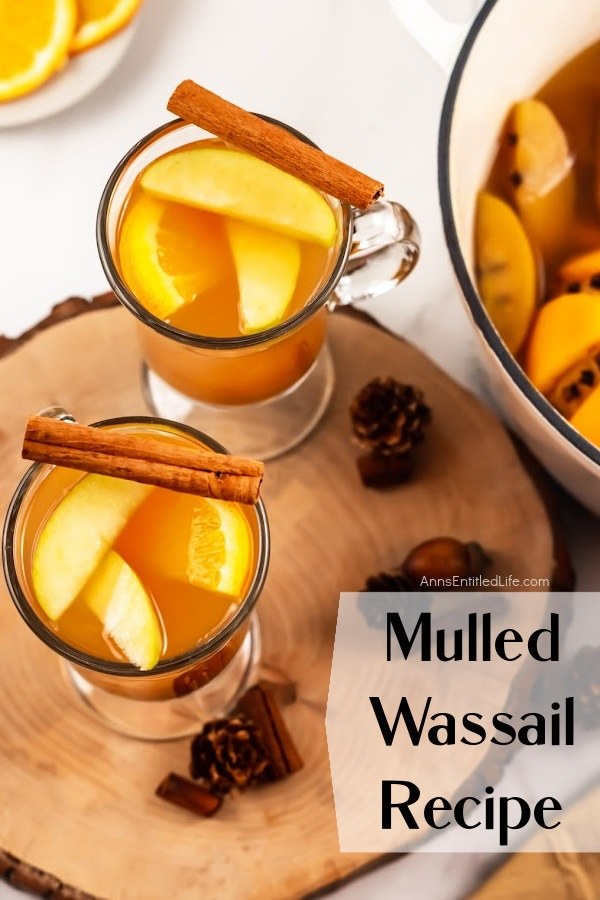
[98, 82, 419, 458]
[4, 416, 268, 727]
[475, 39, 600, 448]
[115, 139, 342, 405]
[27, 470, 257, 687]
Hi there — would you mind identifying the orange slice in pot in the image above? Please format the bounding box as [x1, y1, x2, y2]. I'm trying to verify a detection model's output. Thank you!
[525, 293, 600, 395]
[475, 191, 538, 355]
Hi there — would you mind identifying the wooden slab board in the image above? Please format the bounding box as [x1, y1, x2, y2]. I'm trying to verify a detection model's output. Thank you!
[0, 297, 563, 899]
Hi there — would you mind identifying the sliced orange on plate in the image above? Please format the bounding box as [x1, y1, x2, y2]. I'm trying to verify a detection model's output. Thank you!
[71, 0, 143, 53]
[0, 0, 76, 102]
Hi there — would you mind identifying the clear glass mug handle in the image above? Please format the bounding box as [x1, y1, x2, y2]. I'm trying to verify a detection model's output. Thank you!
[37, 406, 76, 423]
[330, 200, 420, 308]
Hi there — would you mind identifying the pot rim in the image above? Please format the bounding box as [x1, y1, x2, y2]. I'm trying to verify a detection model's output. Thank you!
[437, 0, 600, 469]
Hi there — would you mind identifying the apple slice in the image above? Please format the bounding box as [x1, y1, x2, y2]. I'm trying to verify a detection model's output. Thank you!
[32, 474, 151, 622]
[226, 219, 300, 333]
[141, 148, 337, 247]
[80, 550, 163, 671]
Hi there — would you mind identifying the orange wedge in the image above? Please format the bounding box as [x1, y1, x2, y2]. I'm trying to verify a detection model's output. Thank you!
[117, 490, 253, 600]
[71, 0, 143, 54]
[117, 193, 231, 320]
[571, 385, 600, 447]
[524, 293, 600, 394]
[475, 191, 538, 355]
[0, 0, 76, 102]
[186, 498, 252, 598]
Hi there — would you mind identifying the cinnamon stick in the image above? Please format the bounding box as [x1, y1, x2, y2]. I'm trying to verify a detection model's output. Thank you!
[167, 80, 383, 210]
[22, 416, 263, 505]
[236, 683, 303, 780]
[155, 773, 222, 817]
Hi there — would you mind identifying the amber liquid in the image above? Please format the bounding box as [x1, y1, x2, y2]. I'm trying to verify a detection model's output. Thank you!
[478, 39, 600, 448]
[537, 41, 600, 260]
[19, 424, 259, 700]
[116, 140, 340, 405]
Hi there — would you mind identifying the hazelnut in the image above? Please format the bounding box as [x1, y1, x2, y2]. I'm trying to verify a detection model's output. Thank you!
[401, 537, 490, 587]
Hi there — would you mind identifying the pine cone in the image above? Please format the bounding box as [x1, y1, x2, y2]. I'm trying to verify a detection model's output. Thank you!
[569, 646, 600, 730]
[190, 715, 272, 794]
[350, 377, 431, 458]
[359, 570, 431, 630]
[365, 570, 416, 592]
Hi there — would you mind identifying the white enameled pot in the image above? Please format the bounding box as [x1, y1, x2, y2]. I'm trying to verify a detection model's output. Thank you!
[391, 0, 600, 513]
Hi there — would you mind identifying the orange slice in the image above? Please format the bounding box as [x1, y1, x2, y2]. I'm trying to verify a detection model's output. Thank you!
[547, 346, 600, 419]
[571, 384, 600, 447]
[117, 193, 230, 320]
[551, 249, 600, 298]
[71, 0, 143, 53]
[475, 191, 538, 355]
[186, 498, 252, 598]
[524, 293, 600, 394]
[117, 490, 253, 600]
[0, 0, 76, 102]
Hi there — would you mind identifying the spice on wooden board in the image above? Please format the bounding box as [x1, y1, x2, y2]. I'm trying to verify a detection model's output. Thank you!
[356, 453, 412, 488]
[236, 683, 304, 781]
[157, 684, 303, 817]
[350, 376, 431, 487]
[168, 80, 383, 210]
[190, 715, 272, 794]
[155, 773, 223, 817]
[402, 537, 491, 587]
[360, 537, 493, 629]
[22, 415, 264, 504]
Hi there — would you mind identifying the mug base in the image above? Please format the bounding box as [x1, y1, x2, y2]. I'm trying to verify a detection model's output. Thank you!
[140, 343, 335, 460]
[63, 618, 260, 742]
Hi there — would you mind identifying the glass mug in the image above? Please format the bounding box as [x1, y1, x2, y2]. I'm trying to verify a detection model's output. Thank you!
[97, 118, 420, 460]
[2, 409, 269, 741]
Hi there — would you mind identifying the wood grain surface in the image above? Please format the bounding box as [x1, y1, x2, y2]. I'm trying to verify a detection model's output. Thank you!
[0, 297, 562, 899]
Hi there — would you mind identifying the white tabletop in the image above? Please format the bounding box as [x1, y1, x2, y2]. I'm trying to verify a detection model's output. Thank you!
[1, 1, 598, 897]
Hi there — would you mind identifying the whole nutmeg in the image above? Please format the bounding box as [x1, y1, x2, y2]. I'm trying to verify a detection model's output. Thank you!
[401, 537, 490, 588]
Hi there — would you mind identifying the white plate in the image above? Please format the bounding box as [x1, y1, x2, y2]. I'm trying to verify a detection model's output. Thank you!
[0, 19, 138, 129]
